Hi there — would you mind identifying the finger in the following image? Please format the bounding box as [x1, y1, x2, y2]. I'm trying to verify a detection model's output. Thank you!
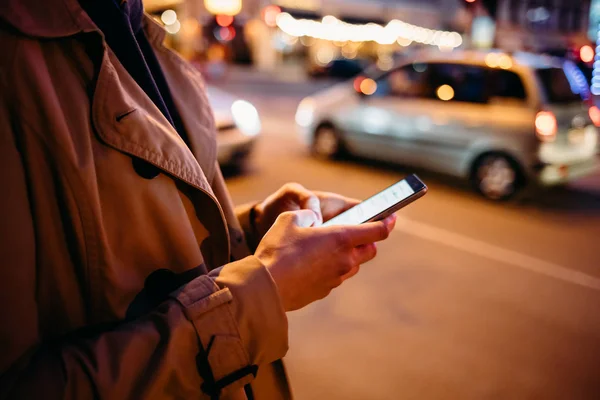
[342, 221, 390, 247]
[341, 265, 360, 282]
[353, 242, 378, 265]
[381, 213, 397, 232]
[285, 183, 323, 225]
[302, 195, 323, 226]
[340, 243, 377, 281]
[314, 191, 360, 221]
[286, 209, 319, 228]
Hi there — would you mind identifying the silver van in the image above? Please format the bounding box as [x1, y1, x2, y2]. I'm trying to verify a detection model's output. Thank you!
[296, 50, 599, 200]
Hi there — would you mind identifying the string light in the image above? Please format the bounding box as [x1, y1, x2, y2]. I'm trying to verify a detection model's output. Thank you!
[275, 13, 463, 49]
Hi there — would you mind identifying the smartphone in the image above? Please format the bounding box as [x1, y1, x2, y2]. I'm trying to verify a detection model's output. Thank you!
[322, 174, 427, 227]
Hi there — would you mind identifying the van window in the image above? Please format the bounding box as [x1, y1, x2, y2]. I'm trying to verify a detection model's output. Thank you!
[535, 68, 582, 104]
[375, 64, 429, 98]
[428, 63, 488, 104]
[488, 70, 527, 101]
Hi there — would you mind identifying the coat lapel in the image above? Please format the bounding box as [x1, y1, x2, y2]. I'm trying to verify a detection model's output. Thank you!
[91, 44, 231, 266]
[92, 48, 210, 192]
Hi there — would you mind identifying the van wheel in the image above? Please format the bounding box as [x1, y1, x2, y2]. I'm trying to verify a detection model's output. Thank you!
[312, 124, 342, 159]
[471, 153, 523, 200]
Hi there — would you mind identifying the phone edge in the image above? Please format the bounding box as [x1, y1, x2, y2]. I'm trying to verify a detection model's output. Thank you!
[364, 185, 427, 223]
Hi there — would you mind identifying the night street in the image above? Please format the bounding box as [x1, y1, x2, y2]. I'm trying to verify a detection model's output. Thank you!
[5, 1, 600, 399]
[217, 70, 600, 399]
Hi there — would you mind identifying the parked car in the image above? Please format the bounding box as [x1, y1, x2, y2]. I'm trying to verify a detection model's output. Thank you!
[307, 58, 370, 79]
[296, 50, 599, 200]
[206, 85, 261, 167]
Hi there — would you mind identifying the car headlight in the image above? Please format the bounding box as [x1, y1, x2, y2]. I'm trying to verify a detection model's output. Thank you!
[231, 100, 261, 136]
[295, 97, 315, 128]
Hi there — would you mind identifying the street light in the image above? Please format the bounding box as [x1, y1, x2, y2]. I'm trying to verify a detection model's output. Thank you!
[204, 0, 241, 16]
[580, 45, 594, 63]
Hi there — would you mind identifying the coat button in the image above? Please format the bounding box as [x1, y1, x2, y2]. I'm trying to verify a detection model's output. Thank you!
[132, 157, 161, 179]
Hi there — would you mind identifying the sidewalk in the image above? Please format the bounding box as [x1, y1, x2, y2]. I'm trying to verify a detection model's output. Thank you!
[223, 64, 309, 84]
[208, 63, 335, 104]
[197, 62, 310, 85]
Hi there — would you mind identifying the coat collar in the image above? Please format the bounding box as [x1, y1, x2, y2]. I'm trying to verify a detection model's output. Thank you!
[0, 0, 165, 44]
[0, 0, 230, 261]
[0, 0, 94, 38]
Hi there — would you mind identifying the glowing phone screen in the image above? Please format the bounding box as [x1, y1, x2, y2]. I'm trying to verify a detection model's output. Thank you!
[323, 179, 415, 227]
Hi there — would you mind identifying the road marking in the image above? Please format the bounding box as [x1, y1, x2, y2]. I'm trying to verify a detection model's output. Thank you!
[394, 217, 600, 291]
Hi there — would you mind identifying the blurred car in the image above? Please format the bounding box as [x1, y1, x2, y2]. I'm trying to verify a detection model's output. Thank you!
[296, 50, 600, 200]
[206, 85, 261, 167]
[308, 58, 370, 79]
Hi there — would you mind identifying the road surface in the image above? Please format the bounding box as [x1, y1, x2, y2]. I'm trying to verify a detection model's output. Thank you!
[214, 69, 600, 399]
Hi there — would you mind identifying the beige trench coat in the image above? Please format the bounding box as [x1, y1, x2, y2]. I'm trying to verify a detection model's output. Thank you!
[0, 0, 291, 398]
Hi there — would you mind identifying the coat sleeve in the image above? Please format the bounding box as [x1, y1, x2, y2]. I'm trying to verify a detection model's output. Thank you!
[209, 162, 262, 253]
[0, 98, 288, 400]
[207, 163, 289, 363]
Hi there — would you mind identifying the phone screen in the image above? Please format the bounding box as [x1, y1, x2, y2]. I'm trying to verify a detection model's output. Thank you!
[323, 178, 419, 227]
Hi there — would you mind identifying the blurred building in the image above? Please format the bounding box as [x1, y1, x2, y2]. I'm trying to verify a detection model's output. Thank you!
[143, 0, 257, 71]
[142, 0, 469, 77]
[274, 0, 460, 28]
[494, 0, 592, 52]
[249, 0, 465, 73]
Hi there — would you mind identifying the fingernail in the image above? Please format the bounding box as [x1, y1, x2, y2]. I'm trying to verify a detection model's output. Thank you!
[313, 210, 323, 226]
[314, 210, 323, 225]
[384, 218, 393, 230]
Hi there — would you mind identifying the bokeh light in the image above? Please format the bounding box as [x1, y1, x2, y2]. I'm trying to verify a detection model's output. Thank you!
[216, 14, 234, 27]
[589, 105, 600, 127]
[436, 85, 455, 101]
[580, 45, 594, 63]
[535, 111, 558, 141]
[360, 78, 377, 95]
[262, 5, 281, 28]
[275, 12, 463, 49]
[485, 53, 499, 68]
[204, 0, 241, 16]
[161, 10, 177, 26]
[165, 20, 181, 34]
[315, 47, 334, 66]
[498, 54, 513, 69]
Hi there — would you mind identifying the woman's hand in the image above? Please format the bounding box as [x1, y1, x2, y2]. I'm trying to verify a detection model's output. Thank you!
[253, 183, 360, 240]
[255, 209, 397, 311]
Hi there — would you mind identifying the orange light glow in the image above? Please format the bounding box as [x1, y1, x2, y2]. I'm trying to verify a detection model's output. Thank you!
[360, 78, 377, 95]
[262, 5, 281, 28]
[205, 0, 241, 16]
[354, 76, 365, 93]
[465, 0, 476, 2]
[485, 53, 498, 68]
[589, 106, 600, 127]
[580, 45, 594, 63]
[207, 44, 226, 61]
[498, 54, 513, 69]
[436, 84, 455, 101]
[216, 14, 234, 27]
[535, 111, 557, 142]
